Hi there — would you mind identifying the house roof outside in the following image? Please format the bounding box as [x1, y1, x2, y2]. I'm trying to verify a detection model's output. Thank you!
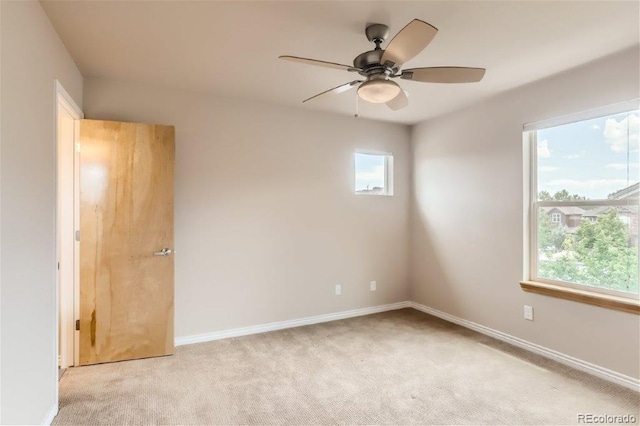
[582, 205, 639, 218]
[541, 182, 640, 219]
[541, 206, 586, 216]
[608, 182, 639, 200]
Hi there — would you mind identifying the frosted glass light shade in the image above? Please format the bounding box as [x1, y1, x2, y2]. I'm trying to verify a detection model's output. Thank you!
[357, 79, 401, 103]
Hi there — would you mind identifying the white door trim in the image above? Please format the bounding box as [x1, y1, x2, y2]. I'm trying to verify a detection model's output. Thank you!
[54, 80, 83, 404]
[56, 81, 83, 118]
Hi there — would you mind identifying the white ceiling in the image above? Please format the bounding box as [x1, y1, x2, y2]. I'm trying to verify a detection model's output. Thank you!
[41, 1, 639, 125]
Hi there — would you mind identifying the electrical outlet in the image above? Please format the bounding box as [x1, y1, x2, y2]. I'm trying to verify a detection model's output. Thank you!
[524, 305, 534, 321]
[370, 281, 377, 291]
[335, 284, 342, 296]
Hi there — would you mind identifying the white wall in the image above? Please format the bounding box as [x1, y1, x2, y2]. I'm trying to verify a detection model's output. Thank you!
[83, 78, 411, 339]
[410, 47, 640, 379]
[0, 1, 83, 424]
[1, 4, 634, 423]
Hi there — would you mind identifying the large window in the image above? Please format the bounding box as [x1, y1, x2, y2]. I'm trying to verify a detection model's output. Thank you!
[354, 151, 393, 196]
[527, 104, 639, 298]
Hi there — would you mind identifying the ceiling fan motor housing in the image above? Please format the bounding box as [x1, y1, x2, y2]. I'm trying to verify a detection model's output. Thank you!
[353, 49, 399, 77]
[353, 49, 384, 71]
[355, 24, 399, 77]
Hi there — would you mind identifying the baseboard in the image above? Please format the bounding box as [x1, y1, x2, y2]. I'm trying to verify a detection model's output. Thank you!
[42, 404, 58, 425]
[175, 301, 412, 346]
[409, 302, 640, 392]
[174, 299, 639, 392]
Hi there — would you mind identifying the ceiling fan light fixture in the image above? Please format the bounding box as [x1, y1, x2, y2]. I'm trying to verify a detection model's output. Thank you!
[357, 79, 401, 103]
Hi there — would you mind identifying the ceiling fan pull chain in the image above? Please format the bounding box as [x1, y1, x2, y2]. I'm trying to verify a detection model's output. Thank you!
[354, 92, 360, 118]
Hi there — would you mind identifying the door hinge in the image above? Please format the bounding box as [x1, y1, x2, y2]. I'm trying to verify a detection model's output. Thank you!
[75, 319, 80, 331]
[75, 230, 80, 241]
[75, 142, 81, 152]
[57, 262, 60, 270]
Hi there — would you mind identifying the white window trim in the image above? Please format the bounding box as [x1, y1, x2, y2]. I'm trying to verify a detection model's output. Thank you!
[551, 212, 561, 223]
[526, 127, 638, 300]
[354, 150, 394, 196]
[524, 99, 639, 132]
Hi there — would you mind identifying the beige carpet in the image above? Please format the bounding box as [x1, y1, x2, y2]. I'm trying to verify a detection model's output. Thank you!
[54, 309, 639, 425]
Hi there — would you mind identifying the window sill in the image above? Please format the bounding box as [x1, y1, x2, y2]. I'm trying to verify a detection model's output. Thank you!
[520, 281, 640, 315]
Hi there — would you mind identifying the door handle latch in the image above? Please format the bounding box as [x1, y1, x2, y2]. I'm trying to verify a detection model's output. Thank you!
[153, 248, 173, 256]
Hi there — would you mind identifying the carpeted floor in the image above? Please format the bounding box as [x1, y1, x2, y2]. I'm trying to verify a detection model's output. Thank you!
[54, 309, 639, 425]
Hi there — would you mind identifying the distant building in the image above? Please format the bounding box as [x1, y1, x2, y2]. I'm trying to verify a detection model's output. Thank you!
[356, 186, 385, 195]
[541, 206, 585, 230]
[542, 182, 639, 246]
[606, 182, 639, 246]
[608, 182, 639, 200]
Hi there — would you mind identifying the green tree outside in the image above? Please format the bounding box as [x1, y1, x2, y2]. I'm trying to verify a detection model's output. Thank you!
[537, 191, 638, 294]
[538, 190, 587, 201]
[537, 211, 567, 252]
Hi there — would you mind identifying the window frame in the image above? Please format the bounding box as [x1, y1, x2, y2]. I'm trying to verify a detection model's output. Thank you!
[354, 150, 394, 196]
[551, 212, 561, 223]
[526, 105, 640, 301]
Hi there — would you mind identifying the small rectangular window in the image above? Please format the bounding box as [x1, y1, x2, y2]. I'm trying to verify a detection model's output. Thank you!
[354, 151, 393, 196]
[526, 105, 639, 297]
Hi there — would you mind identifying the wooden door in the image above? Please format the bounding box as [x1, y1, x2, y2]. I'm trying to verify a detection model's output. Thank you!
[79, 119, 175, 365]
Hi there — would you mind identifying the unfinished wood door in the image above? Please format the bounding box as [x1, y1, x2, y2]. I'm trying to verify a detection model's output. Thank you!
[79, 119, 175, 365]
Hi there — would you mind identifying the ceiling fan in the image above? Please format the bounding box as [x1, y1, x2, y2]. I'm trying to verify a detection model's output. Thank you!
[279, 19, 485, 111]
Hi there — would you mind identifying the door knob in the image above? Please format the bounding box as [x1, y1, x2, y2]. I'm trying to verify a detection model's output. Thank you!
[153, 248, 173, 256]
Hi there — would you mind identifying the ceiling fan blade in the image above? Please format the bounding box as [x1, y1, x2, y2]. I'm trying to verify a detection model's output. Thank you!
[401, 67, 486, 83]
[380, 19, 438, 68]
[279, 55, 360, 72]
[302, 80, 363, 103]
[386, 90, 408, 111]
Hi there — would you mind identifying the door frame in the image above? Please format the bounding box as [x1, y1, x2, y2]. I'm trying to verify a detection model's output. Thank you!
[54, 80, 83, 379]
